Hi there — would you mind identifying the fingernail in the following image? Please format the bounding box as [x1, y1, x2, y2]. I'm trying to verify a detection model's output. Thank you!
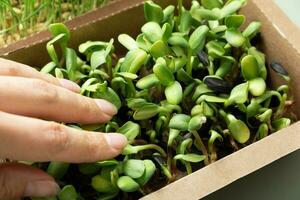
[105, 133, 128, 150]
[24, 181, 60, 197]
[59, 78, 81, 93]
[95, 99, 118, 116]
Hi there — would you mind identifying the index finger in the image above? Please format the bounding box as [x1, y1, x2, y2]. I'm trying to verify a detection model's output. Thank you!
[0, 58, 80, 93]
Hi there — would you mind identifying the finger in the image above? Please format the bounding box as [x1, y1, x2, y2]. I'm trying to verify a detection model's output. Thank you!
[0, 58, 80, 93]
[0, 111, 127, 162]
[0, 163, 59, 199]
[0, 76, 117, 124]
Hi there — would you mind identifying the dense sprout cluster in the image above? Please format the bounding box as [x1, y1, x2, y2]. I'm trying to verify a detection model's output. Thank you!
[34, 0, 293, 199]
[0, 0, 110, 47]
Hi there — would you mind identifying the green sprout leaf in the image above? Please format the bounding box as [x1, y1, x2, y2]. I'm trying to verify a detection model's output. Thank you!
[133, 104, 161, 120]
[150, 40, 170, 59]
[249, 78, 266, 96]
[246, 99, 261, 118]
[208, 130, 223, 162]
[174, 154, 206, 163]
[41, 62, 56, 74]
[178, 138, 193, 154]
[144, 1, 164, 23]
[169, 114, 191, 131]
[122, 144, 167, 157]
[48, 23, 70, 43]
[201, 0, 223, 9]
[123, 159, 146, 179]
[116, 72, 138, 80]
[188, 114, 207, 131]
[272, 118, 291, 131]
[58, 185, 77, 200]
[153, 58, 175, 86]
[191, 102, 214, 117]
[94, 86, 122, 109]
[206, 40, 225, 58]
[179, 9, 193, 33]
[78, 160, 118, 175]
[196, 94, 227, 104]
[256, 109, 272, 123]
[161, 22, 172, 42]
[168, 129, 181, 147]
[227, 114, 250, 143]
[192, 83, 213, 101]
[141, 21, 163, 43]
[221, 0, 246, 17]
[163, 5, 175, 23]
[165, 81, 183, 105]
[193, 8, 222, 20]
[117, 121, 140, 142]
[47, 162, 69, 180]
[225, 29, 245, 47]
[65, 48, 78, 80]
[241, 55, 260, 80]
[46, 33, 66, 65]
[215, 60, 234, 78]
[248, 47, 267, 79]
[256, 123, 269, 139]
[225, 82, 249, 106]
[91, 175, 116, 193]
[117, 176, 140, 192]
[47, 23, 70, 63]
[168, 35, 189, 48]
[225, 14, 245, 28]
[136, 160, 156, 186]
[126, 98, 148, 110]
[79, 41, 108, 56]
[118, 34, 138, 50]
[136, 73, 159, 89]
[176, 68, 194, 84]
[120, 49, 148, 74]
[189, 25, 209, 52]
[136, 34, 152, 51]
[243, 21, 262, 39]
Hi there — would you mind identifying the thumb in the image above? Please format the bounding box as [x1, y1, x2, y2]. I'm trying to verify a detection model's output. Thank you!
[0, 163, 60, 200]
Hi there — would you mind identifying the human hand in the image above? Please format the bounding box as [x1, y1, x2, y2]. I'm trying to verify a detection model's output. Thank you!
[0, 58, 127, 199]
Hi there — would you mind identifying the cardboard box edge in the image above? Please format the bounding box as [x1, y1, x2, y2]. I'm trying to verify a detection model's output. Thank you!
[255, 0, 300, 54]
[0, 0, 144, 56]
[141, 122, 300, 200]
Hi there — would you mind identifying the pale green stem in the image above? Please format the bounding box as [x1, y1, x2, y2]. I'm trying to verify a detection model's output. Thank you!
[191, 131, 209, 165]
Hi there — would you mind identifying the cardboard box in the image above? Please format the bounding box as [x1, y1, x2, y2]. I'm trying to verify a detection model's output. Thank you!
[1, 0, 300, 199]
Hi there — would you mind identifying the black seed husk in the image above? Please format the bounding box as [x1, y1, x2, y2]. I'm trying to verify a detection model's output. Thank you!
[197, 51, 209, 66]
[153, 154, 167, 166]
[271, 61, 289, 76]
[204, 76, 232, 93]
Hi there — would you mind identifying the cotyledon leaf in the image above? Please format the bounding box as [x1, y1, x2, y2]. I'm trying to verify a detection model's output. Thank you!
[118, 34, 138, 50]
[144, 0, 164, 23]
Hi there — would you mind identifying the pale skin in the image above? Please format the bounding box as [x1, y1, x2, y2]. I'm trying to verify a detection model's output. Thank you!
[0, 58, 128, 200]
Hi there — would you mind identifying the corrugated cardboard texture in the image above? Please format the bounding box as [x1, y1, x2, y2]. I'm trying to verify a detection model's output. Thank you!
[1, 0, 300, 199]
